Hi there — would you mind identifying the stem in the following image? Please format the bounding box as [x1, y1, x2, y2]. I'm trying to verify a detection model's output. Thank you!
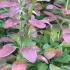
[18, 0, 25, 48]
[28, 0, 36, 17]
[65, 0, 70, 27]
[65, 0, 69, 10]
[18, 0, 36, 48]
[24, 0, 36, 39]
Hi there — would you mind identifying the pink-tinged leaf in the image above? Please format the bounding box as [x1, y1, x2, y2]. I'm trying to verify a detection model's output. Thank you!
[62, 28, 70, 43]
[46, 4, 59, 9]
[0, 6, 19, 18]
[7, 0, 18, 2]
[63, 34, 70, 43]
[54, 3, 64, 9]
[0, 44, 16, 58]
[12, 62, 27, 70]
[0, 67, 7, 70]
[29, 15, 46, 29]
[3, 18, 19, 29]
[45, 0, 50, 2]
[63, 9, 70, 14]
[0, 13, 9, 19]
[42, 18, 52, 28]
[0, 65, 11, 70]
[54, 49, 62, 57]
[44, 48, 62, 59]
[43, 17, 57, 22]
[20, 47, 37, 63]
[35, 3, 42, 10]
[37, 0, 50, 2]
[46, 4, 54, 9]
[0, 2, 18, 8]
[37, 55, 48, 64]
[0, 37, 13, 42]
[62, 28, 70, 35]
[44, 51, 56, 60]
[43, 11, 55, 17]
[8, 6, 20, 17]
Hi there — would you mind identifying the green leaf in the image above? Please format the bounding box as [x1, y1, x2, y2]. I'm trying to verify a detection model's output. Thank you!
[50, 27, 60, 42]
[22, 39, 36, 47]
[0, 20, 4, 27]
[37, 62, 48, 70]
[35, 14, 45, 20]
[61, 43, 70, 48]
[55, 0, 65, 6]
[0, 8, 9, 13]
[50, 64, 65, 70]
[28, 66, 37, 70]
[43, 43, 50, 50]
[54, 54, 70, 63]
[10, 34, 21, 47]
[48, 9, 63, 16]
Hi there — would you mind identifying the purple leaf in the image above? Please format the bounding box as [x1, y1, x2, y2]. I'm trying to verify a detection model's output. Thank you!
[34, 3, 42, 10]
[29, 15, 52, 28]
[0, 44, 16, 58]
[29, 15, 46, 29]
[63, 34, 70, 43]
[0, 37, 13, 42]
[20, 47, 37, 63]
[43, 11, 55, 17]
[43, 17, 57, 22]
[62, 28, 70, 43]
[9, 6, 20, 16]
[37, 0, 50, 2]
[46, 4, 59, 9]
[62, 28, 70, 35]
[7, 0, 18, 2]
[0, 2, 18, 8]
[3, 18, 19, 29]
[63, 9, 70, 14]
[0, 6, 20, 18]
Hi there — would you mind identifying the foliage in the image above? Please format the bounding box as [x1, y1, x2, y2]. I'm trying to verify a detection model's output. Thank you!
[0, 0, 70, 70]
